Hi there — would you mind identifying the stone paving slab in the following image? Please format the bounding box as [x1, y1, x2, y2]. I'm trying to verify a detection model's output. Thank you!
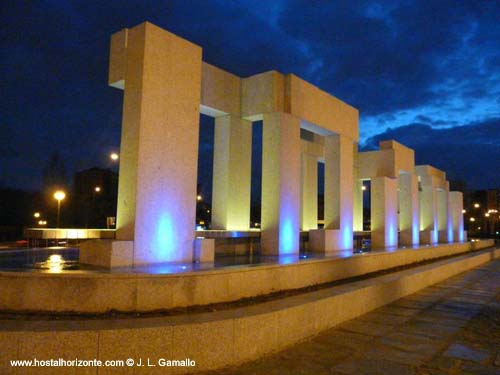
[200, 256, 500, 375]
[443, 343, 490, 362]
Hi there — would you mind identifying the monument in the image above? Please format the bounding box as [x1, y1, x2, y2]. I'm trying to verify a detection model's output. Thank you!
[80, 21, 465, 267]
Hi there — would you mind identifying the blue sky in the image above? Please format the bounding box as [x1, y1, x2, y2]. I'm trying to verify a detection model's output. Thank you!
[1, 0, 499, 190]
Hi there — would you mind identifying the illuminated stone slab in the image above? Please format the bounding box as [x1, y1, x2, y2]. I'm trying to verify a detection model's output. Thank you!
[212, 115, 252, 230]
[113, 22, 202, 264]
[323, 134, 354, 250]
[300, 152, 318, 231]
[261, 112, 301, 255]
[449, 191, 466, 242]
[371, 176, 398, 249]
[399, 173, 420, 246]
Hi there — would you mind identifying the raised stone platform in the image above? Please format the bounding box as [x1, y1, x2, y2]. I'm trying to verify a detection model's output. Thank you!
[0, 240, 494, 313]
[1, 243, 498, 374]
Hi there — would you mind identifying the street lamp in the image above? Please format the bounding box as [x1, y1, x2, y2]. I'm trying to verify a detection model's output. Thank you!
[110, 152, 119, 161]
[34, 212, 40, 218]
[53, 190, 66, 228]
[197, 195, 202, 201]
[94, 186, 101, 193]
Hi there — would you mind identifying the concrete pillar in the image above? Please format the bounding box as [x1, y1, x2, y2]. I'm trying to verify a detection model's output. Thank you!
[261, 113, 301, 255]
[398, 173, 419, 246]
[310, 134, 353, 252]
[300, 153, 318, 231]
[115, 22, 202, 264]
[419, 178, 438, 244]
[371, 177, 398, 249]
[353, 143, 363, 232]
[438, 188, 453, 243]
[212, 115, 252, 230]
[449, 191, 465, 242]
[324, 134, 353, 230]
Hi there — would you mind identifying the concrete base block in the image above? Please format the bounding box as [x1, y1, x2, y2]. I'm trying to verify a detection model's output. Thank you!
[420, 230, 438, 245]
[400, 229, 418, 246]
[309, 229, 351, 253]
[438, 230, 452, 244]
[79, 239, 134, 268]
[193, 238, 215, 263]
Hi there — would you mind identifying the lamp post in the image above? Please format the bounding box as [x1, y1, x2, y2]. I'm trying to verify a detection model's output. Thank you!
[92, 186, 101, 227]
[53, 190, 66, 228]
[33, 212, 41, 227]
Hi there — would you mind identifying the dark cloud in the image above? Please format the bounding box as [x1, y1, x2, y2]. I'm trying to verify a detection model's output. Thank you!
[412, 115, 458, 127]
[362, 118, 500, 189]
[278, 0, 500, 114]
[415, 115, 432, 124]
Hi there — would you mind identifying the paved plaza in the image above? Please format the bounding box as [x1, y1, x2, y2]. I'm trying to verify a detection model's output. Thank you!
[203, 256, 500, 375]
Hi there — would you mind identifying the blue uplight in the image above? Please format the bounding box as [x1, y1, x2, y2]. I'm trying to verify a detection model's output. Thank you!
[412, 223, 419, 245]
[447, 226, 454, 243]
[279, 254, 300, 265]
[156, 214, 176, 262]
[387, 221, 397, 247]
[279, 218, 297, 255]
[432, 229, 438, 244]
[340, 224, 353, 250]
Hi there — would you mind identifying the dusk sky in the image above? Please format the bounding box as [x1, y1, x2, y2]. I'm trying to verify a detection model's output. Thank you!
[1, 0, 499, 192]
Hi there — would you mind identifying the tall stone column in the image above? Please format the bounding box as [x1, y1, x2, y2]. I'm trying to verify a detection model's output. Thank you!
[261, 113, 301, 255]
[353, 143, 363, 232]
[399, 173, 419, 246]
[419, 178, 438, 244]
[449, 191, 465, 242]
[324, 134, 354, 245]
[371, 177, 398, 249]
[115, 22, 202, 264]
[310, 134, 353, 252]
[300, 153, 318, 231]
[212, 115, 252, 230]
[437, 188, 453, 243]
